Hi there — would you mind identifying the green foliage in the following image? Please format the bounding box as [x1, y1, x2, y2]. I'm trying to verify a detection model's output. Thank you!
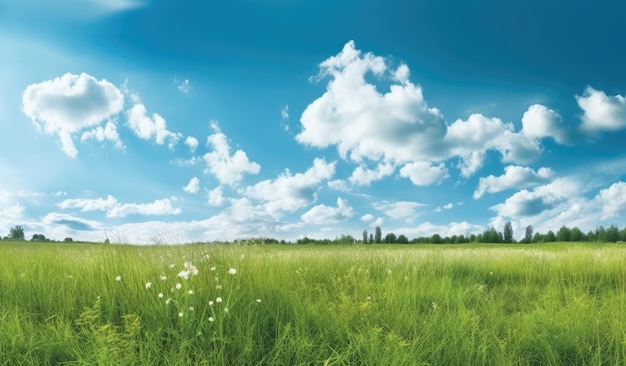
[1, 242, 626, 365]
[374, 226, 382, 243]
[503, 221, 513, 243]
[9, 225, 25, 240]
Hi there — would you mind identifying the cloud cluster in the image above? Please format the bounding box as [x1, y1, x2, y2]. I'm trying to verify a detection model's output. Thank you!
[577, 87, 626, 132]
[245, 158, 335, 216]
[203, 121, 260, 186]
[58, 195, 182, 218]
[301, 198, 354, 224]
[126, 102, 181, 149]
[22, 73, 124, 157]
[474, 165, 554, 199]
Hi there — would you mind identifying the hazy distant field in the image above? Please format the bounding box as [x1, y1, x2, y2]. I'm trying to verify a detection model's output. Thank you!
[0, 241, 625, 365]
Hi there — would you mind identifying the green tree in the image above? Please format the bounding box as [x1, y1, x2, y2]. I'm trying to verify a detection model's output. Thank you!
[384, 233, 397, 243]
[570, 227, 584, 242]
[31, 234, 47, 242]
[545, 230, 556, 242]
[481, 227, 501, 243]
[64, 237, 74, 242]
[430, 233, 442, 244]
[397, 234, 409, 244]
[374, 226, 382, 243]
[362, 230, 368, 244]
[503, 221, 513, 243]
[9, 226, 25, 240]
[369, 233, 374, 243]
[606, 225, 619, 242]
[524, 225, 533, 243]
[556, 226, 571, 242]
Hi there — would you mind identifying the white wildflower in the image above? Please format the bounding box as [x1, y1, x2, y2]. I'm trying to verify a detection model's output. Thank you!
[208, 317, 214, 322]
[158, 293, 164, 298]
[188, 289, 194, 295]
[178, 270, 190, 279]
[189, 307, 194, 311]
[145, 282, 152, 289]
[216, 297, 222, 303]
[175, 283, 182, 290]
[256, 299, 262, 303]
[160, 275, 167, 281]
[178, 312, 184, 317]
[115, 275, 121, 281]
[210, 266, 216, 271]
[228, 268, 237, 275]
[208, 301, 214, 306]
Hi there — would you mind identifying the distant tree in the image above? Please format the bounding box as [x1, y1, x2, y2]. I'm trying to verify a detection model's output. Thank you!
[9, 226, 25, 240]
[503, 222, 513, 243]
[369, 233, 374, 243]
[545, 230, 556, 242]
[430, 233, 443, 244]
[595, 226, 606, 242]
[363, 230, 368, 244]
[375, 226, 382, 243]
[64, 237, 73, 242]
[458, 235, 467, 243]
[524, 225, 533, 243]
[481, 227, 501, 243]
[532, 232, 543, 243]
[384, 233, 397, 243]
[570, 227, 584, 242]
[397, 234, 409, 244]
[606, 225, 619, 242]
[586, 231, 596, 242]
[31, 234, 47, 242]
[556, 226, 571, 242]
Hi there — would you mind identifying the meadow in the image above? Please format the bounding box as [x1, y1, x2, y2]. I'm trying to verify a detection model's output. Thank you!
[0, 241, 625, 365]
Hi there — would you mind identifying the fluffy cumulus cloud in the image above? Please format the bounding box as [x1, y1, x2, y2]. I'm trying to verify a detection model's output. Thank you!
[80, 121, 124, 149]
[301, 198, 354, 224]
[126, 102, 181, 149]
[596, 181, 626, 219]
[22, 72, 124, 157]
[57, 195, 182, 218]
[521, 104, 570, 144]
[203, 121, 260, 186]
[185, 136, 199, 152]
[349, 162, 394, 186]
[399, 162, 448, 186]
[296, 41, 547, 182]
[183, 177, 200, 194]
[474, 165, 554, 199]
[445, 114, 542, 177]
[490, 178, 580, 218]
[577, 87, 626, 132]
[207, 186, 226, 207]
[245, 158, 335, 216]
[374, 200, 425, 221]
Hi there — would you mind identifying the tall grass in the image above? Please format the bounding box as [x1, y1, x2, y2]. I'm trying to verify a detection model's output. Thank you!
[0, 241, 625, 365]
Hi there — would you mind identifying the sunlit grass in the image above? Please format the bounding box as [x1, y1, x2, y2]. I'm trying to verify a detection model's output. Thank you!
[0, 241, 625, 365]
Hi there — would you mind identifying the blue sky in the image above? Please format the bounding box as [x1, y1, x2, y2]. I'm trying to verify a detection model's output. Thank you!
[2, 0, 626, 243]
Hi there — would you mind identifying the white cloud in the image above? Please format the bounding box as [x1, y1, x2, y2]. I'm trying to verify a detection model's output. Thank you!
[327, 179, 351, 192]
[203, 121, 260, 186]
[22, 72, 124, 157]
[297, 41, 545, 179]
[185, 136, 199, 153]
[521, 104, 570, 144]
[360, 214, 375, 223]
[490, 178, 580, 218]
[297, 41, 447, 165]
[474, 165, 554, 199]
[281, 105, 289, 120]
[349, 162, 394, 186]
[177, 79, 190, 95]
[126, 102, 181, 149]
[435, 202, 454, 212]
[301, 198, 354, 224]
[577, 87, 626, 132]
[445, 114, 542, 176]
[80, 121, 124, 149]
[57, 195, 182, 218]
[183, 177, 200, 194]
[245, 158, 335, 215]
[41, 212, 101, 232]
[374, 200, 425, 220]
[596, 181, 626, 220]
[207, 186, 226, 207]
[399, 162, 448, 186]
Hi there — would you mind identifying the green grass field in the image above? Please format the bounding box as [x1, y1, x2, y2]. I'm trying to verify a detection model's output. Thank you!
[0, 241, 625, 365]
